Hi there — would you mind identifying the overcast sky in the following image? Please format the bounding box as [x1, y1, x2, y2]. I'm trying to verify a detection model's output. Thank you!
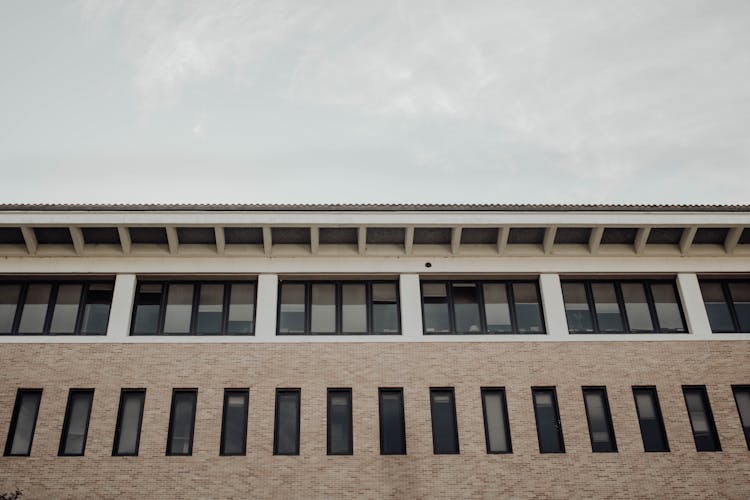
[1, 1, 749, 204]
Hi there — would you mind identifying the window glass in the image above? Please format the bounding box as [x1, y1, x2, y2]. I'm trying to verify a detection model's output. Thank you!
[274, 390, 300, 455]
[532, 388, 564, 453]
[513, 283, 544, 333]
[728, 282, 750, 332]
[341, 284, 367, 333]
[0, 284, 21, 333]
[733, 386, 750, 450]
[80, 283, 113, 334]
[60, 390, 93, 456]
[452, 283, 481, 333]
[561, 283, 593, 332]
[482, 389, 511, 453]
[430, 389, 459, 454]
[634, 388, 669, 452]
[196, 284, 224, 334]
[379, 389, 406, 455]
[49, 284, 82, 334]
[114, 390, 145, 456]
[221, 390, 248, 455]
[583, 388, 617, 452]
[279, 284, 306, 333]
[423, 283, 451, 333]
[372, 283, 399, 333]
[311, 284, 336, 333]
[327, 390, 353, 455]
[163, 284, 194, 334]
[650, 284, 685, 332]
[684, 387, 721, 452]
[167, 390, 196, 455]
[621, 283, 654, 332]
[132, 284, 163, 334]
[483, 283, 512, 333]
[17, 284, 52, 333]
[591, 283, 624, 332]
[227, 284, 254, 334]
[700, 282, 735, 332]
[5, 390, 42, 456]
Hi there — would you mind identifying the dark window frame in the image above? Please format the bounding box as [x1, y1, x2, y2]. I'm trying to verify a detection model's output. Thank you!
[429, 387, 460, 455]
[220, 388, 249, 456]
[531, 387, 565, 453]
[582, 386, 618, 453]
[378, 388, 406, 455]
[58, 388, 95, 457]
[112, 389, 146, 457]
[273, 388, 301, 456]
[326, 388, 353, 456]
[3, 389, 42, 457]
[561, 279, 687, 334]
[276, 280, 401, 335]
[480, 387, 513, 454]
[165, 389, 198, 456]
[420, 279, 546, 335]
[699, 279, 750, 333]
[682, 385, 722, 452]
[732, 385, 750, 450]
[632, 386, 670, 452]
[0, 280, 114, 335]
[130, 280, 257, 336]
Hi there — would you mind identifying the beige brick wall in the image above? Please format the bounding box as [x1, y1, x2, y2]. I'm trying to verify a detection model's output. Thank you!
[1, 341, 750, 499]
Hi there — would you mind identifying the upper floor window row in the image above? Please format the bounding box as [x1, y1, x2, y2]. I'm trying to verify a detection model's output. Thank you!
[699, 279, 750, 333]
[131, 281, 256, 335]
[0, 281, 113, 335]
[421, 280, 545, 334]
[278, 281, 400, 335]
[562, 280, 686, 334]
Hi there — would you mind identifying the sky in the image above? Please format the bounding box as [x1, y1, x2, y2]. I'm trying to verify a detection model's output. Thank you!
[0, 1, 749, 204]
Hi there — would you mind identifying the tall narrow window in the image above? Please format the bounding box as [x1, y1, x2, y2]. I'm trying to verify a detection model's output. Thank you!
[226, 283, 255, 334]
[452, 283, 481, 333]
[633, 387, 669, 452]
[732, 385, 750, 450]
[132, 283, 163, 334]
[532, 387, 565, 453]
[422, 283, 451, 333]
[327, 389, 353, 455]
[163, 284, 193, 334]
[371, 283, 399, 333]
[278, 284, 306, 334]
[483, 283, 512, 333]
[591, 283, 624, 332]
[0, 284, 22, 333]
[481, 388, 512, 453]
[582, 387, 617, 452]
[79, 283, 113, 334]
[311, 284, 336, 333]
[166, 390, 197, 455]
[273, 389, 300, 455]
[379, 389, 406, 455]
[342, 284, 367, 333]
[4, 389, 42, 456]
[430, 388, 459, 454]
[59, 389, 94, 456]
[17, 284, 52, 333]
[220, 389, 249, 456]
[561, 282, 593, 333]
[700, 280, 750, 333]
[683, 386, 721, 452]
[113, 389, 146, 456]
[49, 284, 83, 334]
[195, 284, 224, 334]
[513, 283, 544, 333]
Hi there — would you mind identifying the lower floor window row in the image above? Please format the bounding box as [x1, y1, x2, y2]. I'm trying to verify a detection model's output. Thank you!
[4, 385, 748, 457]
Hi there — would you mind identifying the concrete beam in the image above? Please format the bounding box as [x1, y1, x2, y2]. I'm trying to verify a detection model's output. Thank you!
[680, 226, 698, 256]
[634, 227, 651, 255]
[166, 226, 179, 255]
[69, 226, 85, 255]
[262, 226, 272, 257]
[589, 226, 604, 255]
[215, 226, 225, 255]
[20, 226, 37, 255]
[497, 227, 509, 255]
[725, 226, 743, 254]
[451, 226, 462, 255]
[543, 227, 557, 255]
[117, 226, 131, 255]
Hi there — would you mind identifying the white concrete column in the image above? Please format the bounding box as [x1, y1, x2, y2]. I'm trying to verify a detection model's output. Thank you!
[676, 273, 711, 338]
[254, 274, 278, 339]
[107, 274, 137, 339]
[539, 274, 568, 339]
[399, 274, 423, 338]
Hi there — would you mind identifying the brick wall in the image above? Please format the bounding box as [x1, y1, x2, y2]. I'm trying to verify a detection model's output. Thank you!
[1, 341, 749, 499]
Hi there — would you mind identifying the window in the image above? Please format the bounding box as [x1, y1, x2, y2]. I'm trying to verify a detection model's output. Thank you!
[273, 389, 300, 455]
[327, 389, 353, 455]
[131, 281, 256, 335]
[633, 387, 669, 452]
[277, 281, 400, 335]
[732, 385, 750, 450]
[220, 389, 249, 456]
[683, 386, 721, 452]
[421, 280, 545, 334]
[699, 280, 750, 332]
[561, 280, 686, 333]
[430, 388, 459, 454]
[166, 390, 197, 455]
[0, 281, 113, 335]
[58, 389, 94, 456]
[532, 387, 564, 453]
[113, 389, 146, 456]
[379, 389, 406, 455]
[481, 388, 512, 453]
[4, 389, 42, 456]
[582, 387, 617, 452]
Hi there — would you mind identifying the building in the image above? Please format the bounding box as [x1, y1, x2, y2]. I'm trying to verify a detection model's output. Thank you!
[1, 203, 750, 499]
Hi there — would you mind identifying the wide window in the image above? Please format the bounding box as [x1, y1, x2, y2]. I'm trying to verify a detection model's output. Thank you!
[277, 281, 400, 335]
[166, 390, 197, 455]
[582, 387, 617, 452]
[0, 281, 113, 335]
[561, 280, 686, 333]
[532, 387, 565, 453]
[683, 386, 721, 452]
[430, 388, 459, 454]
[379, 388, 406, 455]
[220, 389, 249, 456]
[633, 387, 669, 452]
[131, 281, 256, 335]
[327, 389, 353, 455]
[273, 389, 301, 455]
[4, 389, 42, 456]
[113, 389, 146, 456]
[421, 280, 545, 334]
[732, 385, 750, 450]
[481, 388, 512, 453]
[59, 389, 94, 456]
[699, 280, 750, 332]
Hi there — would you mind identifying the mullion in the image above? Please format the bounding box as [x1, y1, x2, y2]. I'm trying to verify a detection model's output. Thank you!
[533, 280, 546, 334]
[366, 282, 373, 334]
[724, 281, 743, 333]
[41, 283, 57, 335]
[335, 282, 342, 335]
[11, 283, 28, 335]
[446, 281, 456, 334]
[507, 281, 519, 335]
[189, 283, 200, 335]
[221, 283, 231, 334]
[643, 281, 662, 333]
[73, 283, 88, 335]
[305, 283, 312, 335]
[157, 282, 169, 335]
[586, 282, 602, 334]
[477, 281, 488, 334]
[613, 281, 631, 333]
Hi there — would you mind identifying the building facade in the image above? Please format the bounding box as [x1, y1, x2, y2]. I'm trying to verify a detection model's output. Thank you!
[1, 204, 750, 499]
